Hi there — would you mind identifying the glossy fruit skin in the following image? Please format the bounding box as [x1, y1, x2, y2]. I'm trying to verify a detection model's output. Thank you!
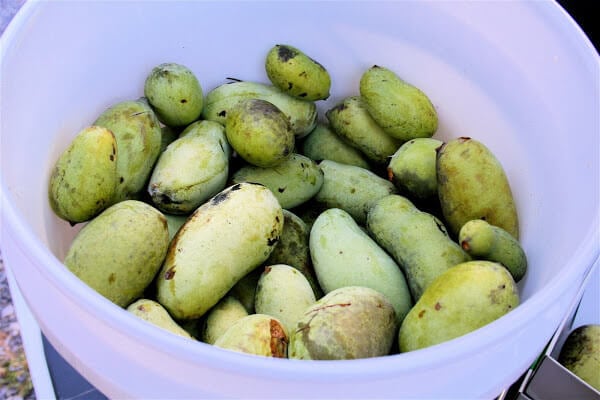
[214, 314, 289, 358]
[156, 183, 284, 320]
[144, 62, 204, 127]
[127, 299, 193, 339]
[314, 160, 397, 225]
[225, 98, 294, 168]
[309, 208, 412, 324]
[387, 138, 443, 200]
[265, 44, 331, 101]
[367, 194, 470, 300]
[301, 123, 370, 169]
[459, 219, 527, 282]
[399, 261, 519, 352]
[232, 153, 323, 209]
[49, 125, 117, 224]
[360, 65, 438, 141]
[254, 264, 316, 332]
[436, 136, 519, 239]
[202, 80, 317, 138]
[148, 120, 230, 214]
[94, 99, 162, 203]
[200, 296, 249, 345]
[326, 96, 402, 165]
[64, 200, 169, 307]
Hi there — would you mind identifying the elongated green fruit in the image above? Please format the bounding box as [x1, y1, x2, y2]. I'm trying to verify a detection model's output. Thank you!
[310, 208, 412, 324]
[558, 324, 600, 391]
[202, 80, 317, 137]
[255, 264, 316, 332]
[127, 299, 193, 339]
[326, 96, 402, 165]
[387, 138, 443, 200]
[289, 286, 396, 360]
[399, 261, 519, 352]
[360, 65, 438, 141]
[366, 194, 470, 300]
[265, 44, 331, 101]
[437, 137, 519, 239]
[214, 314, 288, 358]
[200, 296, 249, 345]
[314, 160, 397, 224]
[64, 200, 169, 307]
[232, 153, 323, 209]
[144, 62, 203, 127]
[148, 120, 230, 214]
[49, 126, 117, 224]
[459, 219, 527, 282]
[156, 183, 284, 319]
[225, 98, 294, 168]
[301, 123, 370, 169]
[94, 99, 162, 203]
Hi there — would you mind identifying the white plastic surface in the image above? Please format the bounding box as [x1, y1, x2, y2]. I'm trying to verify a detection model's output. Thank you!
[1, 1, 599, 398]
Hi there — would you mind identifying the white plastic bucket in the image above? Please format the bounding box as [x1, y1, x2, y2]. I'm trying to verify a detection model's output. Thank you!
[1, 1, 598, 398]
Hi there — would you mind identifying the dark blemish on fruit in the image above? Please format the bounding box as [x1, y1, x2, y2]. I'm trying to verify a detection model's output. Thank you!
[137, 305, 146, 311]
[109, 154, 114, 161]
[350, 188, 356, 194]
[418, 310, 426, 318]
[387, 168, 394, 182]
[164, 266, 176, 280]
[120, 177, 124, 183]
[180, 99, 187, 104]
[288, 82, 293, 90]
[461, 240, 471, 251]
[231, 183, 242, 191]
[277, 45, 297, 62]
[218, 110, 227, 117]
[312, 303, 351, 313]
[211, 191, 229, 205]
[435, 302, 442, 311]
[158, 193, 182, 205]
[108, 273, 116, 284]
[435, 220, 446, 234]
[278, 187, 285, 193]
[269, 319, 288, 358]
[298, 71, 307, 78]
[299, 93, 307, 98]
[267, 236, 279, 246]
